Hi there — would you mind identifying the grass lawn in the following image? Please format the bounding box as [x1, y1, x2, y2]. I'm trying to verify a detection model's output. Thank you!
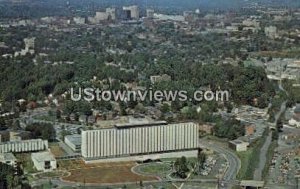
[139, 162, 171, 175]
[237, 130, 269, 180]
[236, 149, 254, 180]
[61, 161, 157, 184]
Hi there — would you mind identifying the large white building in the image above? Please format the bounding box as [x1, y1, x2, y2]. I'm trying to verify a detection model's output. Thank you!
[82, 122, 199, 160]
[0, 139, 48, 153]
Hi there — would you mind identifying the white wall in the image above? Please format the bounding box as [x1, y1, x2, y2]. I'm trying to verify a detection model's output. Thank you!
[82, 122, 199, 159]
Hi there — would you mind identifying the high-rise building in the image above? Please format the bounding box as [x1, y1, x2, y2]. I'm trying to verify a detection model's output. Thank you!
[106, 8, 116, 20]
[123, 5, 139, 20]
[146, 9, 155, 18]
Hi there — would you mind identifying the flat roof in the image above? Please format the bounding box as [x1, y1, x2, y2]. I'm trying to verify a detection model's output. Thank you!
[31, 151, 55, 162]
[0, 138, 45, 145]
[65, 134, 82, 145]
[115, 121, 168, 129]
[229, 139, 248, 145]
[0, 153, 16, 162]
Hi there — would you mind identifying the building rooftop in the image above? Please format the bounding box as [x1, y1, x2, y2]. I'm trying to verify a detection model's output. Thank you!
[115, 121, 167, 129]
[0, 138, 45, 145]
[65, 134, 82, 146]
[0, 153, 17, 162]
[229, 139, 248, 145]
[31, 151, 55, 162]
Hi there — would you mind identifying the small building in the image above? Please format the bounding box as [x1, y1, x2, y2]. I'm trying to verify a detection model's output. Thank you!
[64, 134, 82, 152]
[150, 74, 171, 84]
[31, 151, 57, 172]
[229, 139, 249, 152]
[79, 115, 87, 124]
[0, 153, 17, 167]
[87, 115, 96, 124]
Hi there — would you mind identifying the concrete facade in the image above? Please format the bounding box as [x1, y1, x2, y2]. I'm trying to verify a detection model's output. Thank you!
[123, 5, 139, 20]
[146, 9, 155, 18]
[229, 139, 249, 152]
[82, 122, 199, 160]
[64, 134, 82, 152]
[0, 139, 48, 153]
[31, 151, 57, 172]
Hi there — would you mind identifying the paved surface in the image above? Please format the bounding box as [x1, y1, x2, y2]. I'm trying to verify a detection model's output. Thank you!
[254, 131, 272, 180]
[199, 139, 241, 189]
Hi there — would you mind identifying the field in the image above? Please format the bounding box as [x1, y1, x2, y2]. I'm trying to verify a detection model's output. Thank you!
[60, 160, 157, 184]
[49, 143, 67, 157]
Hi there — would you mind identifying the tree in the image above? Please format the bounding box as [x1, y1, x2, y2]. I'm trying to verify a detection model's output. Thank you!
[198, 151, 207, 172]
[56, 109, 61, 119]
[174, 156, 189, 178]
[25, 123, 56, 141]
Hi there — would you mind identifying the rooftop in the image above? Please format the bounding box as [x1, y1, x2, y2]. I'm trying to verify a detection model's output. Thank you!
[65, 134, 82, 145]
[31, 151, 56, 162]
[229, 139, 248, 145]
[115, 121, 168, 129]
[0, 153, 17, 162]
[0, 138, 46, 145]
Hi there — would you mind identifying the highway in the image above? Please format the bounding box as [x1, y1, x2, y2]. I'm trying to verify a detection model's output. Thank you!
[199, 139, 241, 188]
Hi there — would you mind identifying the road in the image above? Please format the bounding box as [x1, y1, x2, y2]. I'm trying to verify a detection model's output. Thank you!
[199, 139, 241, 188]
[254, 131, 272, 180]
[255, 80, 288, 180]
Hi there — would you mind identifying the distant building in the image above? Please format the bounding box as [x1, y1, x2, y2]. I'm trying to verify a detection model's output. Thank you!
[14, 37, 35, 57]
[150, 74, 171, 84]
[106, 8, 116, 20]
[95, 12, 109, 21]
[31, 151, 57, 172]
[0, 139, 48, 153]
[89, 7, 116, 24]
[79, 115, 87, 124]
[242, 18, 260, 28]
[24, 37, 35, 51]
[0, 153, 17, 167]
[123, 5, 139, 20]
[265, 26, 278, 39]
[87, 115, 96, 124]
[73, 17, 85, 25]
[229, 140, 249, 152]
[146, 9, 155, 18]
[153, 13, 185, 22]
[64, 134, 82, 152]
